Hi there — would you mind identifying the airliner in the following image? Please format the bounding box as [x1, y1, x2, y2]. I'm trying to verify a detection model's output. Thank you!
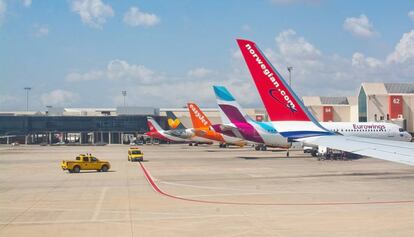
[236, 38, 414, 166]
[145, 117, 189, 143]
[164, 111, 213, 145]
[187, 102, 246, 147]
[212, 85, 411, 152]
[212, 85, 292, 150]
[321, 122, 411, 141]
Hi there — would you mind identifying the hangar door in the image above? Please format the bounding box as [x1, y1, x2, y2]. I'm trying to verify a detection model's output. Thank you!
[388, 95, 403, 119]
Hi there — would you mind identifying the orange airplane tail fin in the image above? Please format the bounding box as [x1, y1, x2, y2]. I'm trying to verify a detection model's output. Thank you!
[187, 103, 212, 129]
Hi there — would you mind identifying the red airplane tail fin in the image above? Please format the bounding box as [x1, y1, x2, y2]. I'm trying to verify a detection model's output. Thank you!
[236, 39, 312, 122]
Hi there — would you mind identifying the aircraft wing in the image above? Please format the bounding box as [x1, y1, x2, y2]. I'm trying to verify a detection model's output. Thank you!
[298, 135, 414, 166]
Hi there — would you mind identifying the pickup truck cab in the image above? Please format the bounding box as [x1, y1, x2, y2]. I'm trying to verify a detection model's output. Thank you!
[128, 147, 144, 162]
[61, 154, 111, 173]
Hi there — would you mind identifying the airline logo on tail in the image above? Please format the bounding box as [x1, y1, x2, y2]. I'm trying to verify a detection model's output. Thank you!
[168, 118, 181, 129]
[166, 111, 186, 130]
[188, 103, 210, 127]
[244, 43, 297, 112]
[237, 39, 310, 121]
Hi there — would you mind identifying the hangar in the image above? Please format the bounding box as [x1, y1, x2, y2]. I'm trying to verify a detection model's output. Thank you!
[303, 96, 358, 122]
[304, 83, 414, 133]
[358, 83, 414, 132]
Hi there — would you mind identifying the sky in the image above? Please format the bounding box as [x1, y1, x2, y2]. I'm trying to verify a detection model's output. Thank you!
[1, 0, 414, 111]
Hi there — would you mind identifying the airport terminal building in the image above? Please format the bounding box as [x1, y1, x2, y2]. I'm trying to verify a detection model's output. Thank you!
[1, 82, 414, 144]
[0, 107, 166, 145]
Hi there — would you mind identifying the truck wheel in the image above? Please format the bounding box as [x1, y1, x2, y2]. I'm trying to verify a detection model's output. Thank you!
[101, 165, 109, 172]
[73, 166, 80, 173]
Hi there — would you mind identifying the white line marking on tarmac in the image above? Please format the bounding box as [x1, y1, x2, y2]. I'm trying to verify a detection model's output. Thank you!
[0, 214, 245, 225]
[91, 187, 108, 221]
[181, 192, 274, 198]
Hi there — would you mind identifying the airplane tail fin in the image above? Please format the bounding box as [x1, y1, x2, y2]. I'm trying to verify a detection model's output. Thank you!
[147, 117, 164, 133]
[236, 39, 315, 122]
[187, 103, 212, 128]
[213, 85, 249, 124]
[165, 111, 186, 130]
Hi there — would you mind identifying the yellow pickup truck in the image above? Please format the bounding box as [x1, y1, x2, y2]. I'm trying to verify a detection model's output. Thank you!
[61, 154, 111, 173]
[128, 147, 144, 162]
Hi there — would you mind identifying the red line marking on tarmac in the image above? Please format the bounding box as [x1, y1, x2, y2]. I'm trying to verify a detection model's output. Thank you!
[139, 162, 414, 206]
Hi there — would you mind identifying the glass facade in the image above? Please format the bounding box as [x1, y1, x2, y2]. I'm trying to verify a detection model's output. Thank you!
[0, 115, 166, 135]
[358, 87, 367, 122]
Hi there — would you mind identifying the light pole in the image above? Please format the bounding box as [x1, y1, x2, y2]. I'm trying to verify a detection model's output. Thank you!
[46, 105, 52, 115]
[24, 87, 31, 111]
[122, 90, 127, 107]
[287, 66, 293, 87]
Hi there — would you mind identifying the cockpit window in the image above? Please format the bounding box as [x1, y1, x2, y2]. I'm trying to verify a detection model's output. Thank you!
[399, 128, 405, 132]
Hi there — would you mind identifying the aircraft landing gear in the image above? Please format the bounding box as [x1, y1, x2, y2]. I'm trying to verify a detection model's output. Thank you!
[255, 144, 267, 151]
[219, 143, 229, 148]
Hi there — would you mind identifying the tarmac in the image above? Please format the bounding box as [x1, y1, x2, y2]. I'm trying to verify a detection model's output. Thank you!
[1, 144, 414, 237]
